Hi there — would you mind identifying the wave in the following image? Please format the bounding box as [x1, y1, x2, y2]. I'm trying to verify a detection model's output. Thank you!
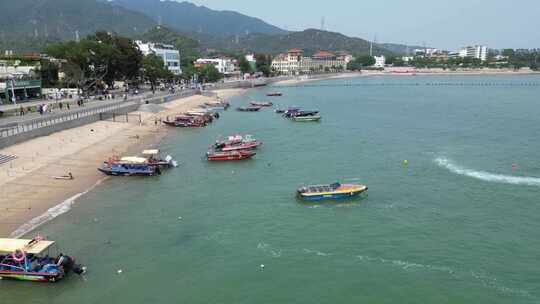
[10, 179, 105, 238]
[435, 157, 540, 186]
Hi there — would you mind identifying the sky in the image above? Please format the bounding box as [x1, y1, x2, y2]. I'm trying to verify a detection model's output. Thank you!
[187, 0, 540, 50]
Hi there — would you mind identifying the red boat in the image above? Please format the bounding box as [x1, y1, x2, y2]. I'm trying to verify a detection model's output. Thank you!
[207, 150, 256, 161]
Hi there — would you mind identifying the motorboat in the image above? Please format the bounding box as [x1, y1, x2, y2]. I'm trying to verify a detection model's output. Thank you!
[237, 106, 263, 112]
[98, 150, 177, 176]
[250, 101, 273, 107]
[0, 237, 85, 282]
[214, 135, 262, 152]
[292, 115, 322, 122]
[206, 150, 256, 161]
[297, 182, 368, 201]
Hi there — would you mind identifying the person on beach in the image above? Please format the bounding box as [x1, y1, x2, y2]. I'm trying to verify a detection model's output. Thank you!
[59, 102, 63, 110]
[19, 106, 25, 116]
[67, 103, 70, 110]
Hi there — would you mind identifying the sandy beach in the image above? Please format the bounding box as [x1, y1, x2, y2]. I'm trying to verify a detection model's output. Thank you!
[0, 88, 245, 237]
[272, 72, 363, 86]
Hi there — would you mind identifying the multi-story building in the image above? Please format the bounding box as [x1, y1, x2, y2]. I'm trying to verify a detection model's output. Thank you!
[271, 49, 348, 75]
[194, 58, 237, 75]
[136, 41, 182, 75]
[0, 57, 42, 104]
[373, 55, 386, 68]
[453, 45, 488, 61]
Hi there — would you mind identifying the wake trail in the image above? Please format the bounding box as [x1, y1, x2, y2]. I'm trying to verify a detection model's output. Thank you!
[435, 157, 540, 186]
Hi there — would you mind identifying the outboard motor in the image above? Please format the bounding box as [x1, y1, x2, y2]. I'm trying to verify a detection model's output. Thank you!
[58, 254, 86, 275]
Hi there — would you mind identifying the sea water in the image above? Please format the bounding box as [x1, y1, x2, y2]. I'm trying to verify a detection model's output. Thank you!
[2, 75, 540, 303]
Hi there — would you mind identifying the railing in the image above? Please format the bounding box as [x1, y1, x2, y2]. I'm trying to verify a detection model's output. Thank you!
[0, 89, 200, 140]
[0, 100, 138, 138]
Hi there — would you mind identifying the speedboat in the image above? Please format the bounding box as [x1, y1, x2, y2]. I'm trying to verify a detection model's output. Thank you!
[0, 237, 85, 282]
[214, 135, 262, 152]
[207, 150, 256, 161]
[297, 182, 368, 201]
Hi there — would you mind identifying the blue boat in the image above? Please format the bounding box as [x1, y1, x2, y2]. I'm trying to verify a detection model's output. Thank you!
[297, 182, 368, 201]
[98, 157, 160, 176]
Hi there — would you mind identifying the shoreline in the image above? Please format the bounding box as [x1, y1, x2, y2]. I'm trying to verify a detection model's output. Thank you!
[0, 88, 246, 238]
[271, 69, 540, 86]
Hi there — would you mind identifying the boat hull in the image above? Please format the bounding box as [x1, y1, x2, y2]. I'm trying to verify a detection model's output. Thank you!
[299, 190, 365, 201]
[298, 184, 368, 201]
[98, 166, 158, 176]
[207, 151, 256, 161]
[293, 116, 321, 122]
[0, 271, 62, 282]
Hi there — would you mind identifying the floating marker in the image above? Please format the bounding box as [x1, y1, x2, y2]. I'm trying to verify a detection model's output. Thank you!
[403, 160, 409, 166]
[117, 269, 123, 274]
[260, 264, 265, 269]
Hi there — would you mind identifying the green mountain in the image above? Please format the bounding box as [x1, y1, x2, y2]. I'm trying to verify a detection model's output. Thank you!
[111, 0, 287, 36]
[379, 43, 426, 55]
[194, 29, 393, 56]
[0, 0, 156, 52]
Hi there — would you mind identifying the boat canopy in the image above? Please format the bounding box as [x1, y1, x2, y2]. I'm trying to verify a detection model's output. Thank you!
[0, 238, 55, 255]
[120, 157, 148, 164]
[142, 149, 159, 155]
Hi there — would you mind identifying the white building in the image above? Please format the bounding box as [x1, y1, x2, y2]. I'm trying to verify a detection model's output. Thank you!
[136, 41, 182, 75]
[373, 55, 386, 68]
[455, 45, 488, 61]
[194, 58, 236, 75]
[271, 49, 348, 75]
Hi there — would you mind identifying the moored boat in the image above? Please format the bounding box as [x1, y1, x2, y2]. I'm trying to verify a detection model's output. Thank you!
[207, 150, 256, 161]
[292, 115, 322, 122]
[297, 182, 368, 201]
[267, 92, 283, 97]
[0, 237, 85, 282]
[164, 115, 206, 128]
[98, 151, 177, 176]
[98, 157, 159, 176]
[250, 101, 273, 107]
[214, 135, 262, 152]
[237, 106, 263, 112]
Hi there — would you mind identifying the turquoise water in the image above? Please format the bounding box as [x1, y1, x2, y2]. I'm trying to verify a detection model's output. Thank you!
[2, 75, 540, 303]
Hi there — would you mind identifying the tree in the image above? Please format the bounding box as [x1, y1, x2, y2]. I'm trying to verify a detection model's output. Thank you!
[347, 55, 376, 70]
[238, 57, 253, 74]
[255, 54, 272, 76]
[502, 49, 515, 57]
[40, 60, 60, 88]
[43, 31, 143, 90]
[199, 64, 223, 83]
[143, 54, 173, 90]
[356, 55, 376, 67]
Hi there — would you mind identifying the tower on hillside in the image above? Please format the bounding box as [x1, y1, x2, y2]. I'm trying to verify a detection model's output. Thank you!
[321, 17, 325, 31]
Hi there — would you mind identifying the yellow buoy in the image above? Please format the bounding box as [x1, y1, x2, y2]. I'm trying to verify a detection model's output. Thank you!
[403, 160, 409, 166]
